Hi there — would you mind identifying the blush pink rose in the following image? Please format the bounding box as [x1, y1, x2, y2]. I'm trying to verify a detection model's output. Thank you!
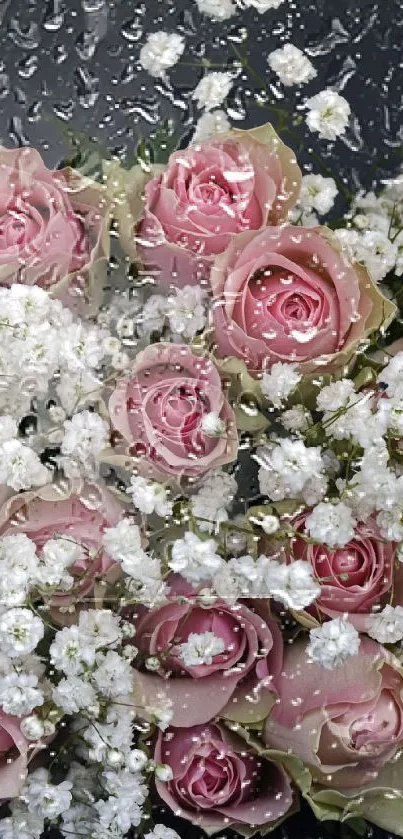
[132, 575, 283, 726]
[210, 225, 393, 375]
[132, 124, 301, 289]
[287, 514, 395, 631]
[155, 722, 294, 834]
[0, 146, 109, 300]
[264, 638, 403, 789]
[0, 712, 31, 801]
[109, 343, 238, 482]
[0, 483, 123, 622]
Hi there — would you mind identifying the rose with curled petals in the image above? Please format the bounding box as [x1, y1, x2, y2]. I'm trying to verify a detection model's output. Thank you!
[264, 637, 403, 789]
[131, 575, 283, 727]
[285, 513, 395, 631]
[108, 343, 238, 483]
[106, 123, 301, 290]
[0, 482, 123, 625]
[210, 225, 395, 376]
[154, 722, 294, 834]
[0, 147, 109, 311]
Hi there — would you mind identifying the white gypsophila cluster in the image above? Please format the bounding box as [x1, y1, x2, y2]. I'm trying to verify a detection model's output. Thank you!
[136, 294, 168, 337]
[194, 0, 237, 20]
[193, 72, 234, 111]
[281, 404, 311, 433]
[79, 703, 136, 764]
[0, 533, 39, 607]
[60, 409, 109, 480]
[305, 89, 351, 140]
[127, 475, 173, 517]
[366, 605, 403, 644]
[256, 439, 327, 504]
[244, 0, 285, 9]
[200, 411, 226, 438]
[340, 443, 403, 537]
[52, 675, 98, 716]
[139, 32, 185, 78]
[261, 362, 302, 408]
[0, 285, 123, 416]
[22, 768, 73, 820]
[192, 110, 231, 144]
[103, 518, 165, 605]
[145, 827, 181, 839]
[0, 438, 50, 492]
[307, 618, 360, 669]
[0, 608, 44, 658]
[318, 389, 382, 450]
[178, 631, 226, 666]
[354, 230, 398, 282]
[191, 468, 238, 533]
[379, 352, 403, 395]
[268, 44, 317, 87]
[0, 805, 45, 839]
[50, 609, 125, 681]
[167, 285, 207, 339]
[335, 185, 403, 281]
[305, 501, 356, 548]
[0, 672, 44, 717]
[213, 553, 320, 610]
[258, 557, 321, 610]
[169, 531, 224, 582]
[316, 379, 356, 412]
[35, 536, 84, 590]
[297, 174, 338, 215]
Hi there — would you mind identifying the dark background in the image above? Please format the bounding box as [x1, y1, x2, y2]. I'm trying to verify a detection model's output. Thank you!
[0, 0, 401, 837]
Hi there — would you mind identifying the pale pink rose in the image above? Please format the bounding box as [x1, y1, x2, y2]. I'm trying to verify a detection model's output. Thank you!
[0, 146, 109, 302]
[131, 575, 283, 726]
[287, 514, 394, 631]
[155, 722, 294, 834]
[0, 483, 123, 622]
[0, 712, 30, 801]
[133, 124, 301, 289]
[210, 225, 394, 375]
[109, 343, 238, 482]
[264, 638, 403, 789]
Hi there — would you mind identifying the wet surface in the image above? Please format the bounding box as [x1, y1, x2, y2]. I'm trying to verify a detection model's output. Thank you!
[0, 0, 401, 195]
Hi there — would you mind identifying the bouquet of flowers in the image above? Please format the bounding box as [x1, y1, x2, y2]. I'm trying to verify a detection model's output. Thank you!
[1, 15, 403, 837]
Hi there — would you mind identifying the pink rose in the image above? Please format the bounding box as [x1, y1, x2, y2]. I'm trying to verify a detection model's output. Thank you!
[132, 576, 283, 726]
[0, 483, 123, 622]
[119, 124, 301, 289]
[0, 147, 109, 304]
[264, 637, 403, 788]
[287, 514, 394, 631]
[0, 712, 30, 801]
[155, 722, 294, 834]
[210, 225, 394, 375]
[109, 343, 238, 482]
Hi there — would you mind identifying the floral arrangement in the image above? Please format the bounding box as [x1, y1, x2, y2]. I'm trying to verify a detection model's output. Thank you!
[0, 7, 403, 839]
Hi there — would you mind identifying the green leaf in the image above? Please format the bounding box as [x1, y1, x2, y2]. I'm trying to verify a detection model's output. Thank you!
[148, 118, 179, 164]
[45, 112, 111, 180]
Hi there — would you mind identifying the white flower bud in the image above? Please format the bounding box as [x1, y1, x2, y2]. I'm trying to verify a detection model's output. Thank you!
[201, 412, 226, 438]
[261, 515, 280, 535]
[106, 749, 124, 767]
[155, 763, 174, 782]
[20, 715, 45, 741]
[122, 644, 138, 660]
[145, 656, 161, 672]
[127, 749, 148, 773]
